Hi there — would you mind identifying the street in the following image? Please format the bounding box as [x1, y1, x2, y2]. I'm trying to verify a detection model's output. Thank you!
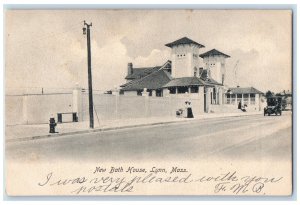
[6, 112, 292, 163]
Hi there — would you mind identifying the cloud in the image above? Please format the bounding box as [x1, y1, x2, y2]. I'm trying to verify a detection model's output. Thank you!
[5, 10, 292, 94]
[91, 40, 171, 91]
[225, 49, 291, 93]
[133, 49, 171, 67]
[89, 36, 131, 91]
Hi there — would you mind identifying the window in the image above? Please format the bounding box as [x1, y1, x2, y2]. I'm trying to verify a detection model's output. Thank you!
[199, 67, 203, 77]
[250, 94, 255, 104]
[243, 94, 249, 105]
[194, 67, 197, 77]
[169, 87, 176, 94]
[191, 87, 199, 93]
[230, 94, 236, 104]
[211, 88, 217, 104]
[226, 94, 231, 104]
[178, 87, 188, 94]
[237, 94, 242, 103]
[156, 89, 162, 97]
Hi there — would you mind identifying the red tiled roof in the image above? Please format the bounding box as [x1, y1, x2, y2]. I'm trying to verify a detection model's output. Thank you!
[125, 66, 161, 80]
[165, 37, 205, 48]
[199, 49, 230, 58]
[228, 87, 263, 94]
[163, 76, 222, 88]
[122, 70, 172, 91]
[163, 77, 206, 87]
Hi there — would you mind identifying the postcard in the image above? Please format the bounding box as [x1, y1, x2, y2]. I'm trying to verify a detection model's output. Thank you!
[5, 9, 293, 196]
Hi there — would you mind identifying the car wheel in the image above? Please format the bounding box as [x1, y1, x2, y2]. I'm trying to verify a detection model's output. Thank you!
[268, 113, 270, 116]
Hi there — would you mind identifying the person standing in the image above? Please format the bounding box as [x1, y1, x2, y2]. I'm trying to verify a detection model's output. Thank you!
[238, 101, 242, 109]
[184, 101, 189, 118]
[187, 101, 194, 118]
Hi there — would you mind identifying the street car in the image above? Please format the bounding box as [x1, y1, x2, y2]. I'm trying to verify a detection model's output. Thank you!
[264, 96, 282, 116]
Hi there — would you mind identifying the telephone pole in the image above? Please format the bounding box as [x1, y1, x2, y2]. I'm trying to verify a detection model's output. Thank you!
[83, 21, 94, 129]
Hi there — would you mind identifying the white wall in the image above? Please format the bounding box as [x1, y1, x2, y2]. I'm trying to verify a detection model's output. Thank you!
[6, 95, 24, 125]
[171, 44, 203, 78]
[82, 94, 205, 120]
[203, 56, 226, 83]
[123, 91, 138, 96]
[6, 93, 74, 125]
[7, 90, 261, 126]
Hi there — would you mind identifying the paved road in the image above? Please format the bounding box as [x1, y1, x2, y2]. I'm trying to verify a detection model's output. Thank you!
[6, 112, 292, 162]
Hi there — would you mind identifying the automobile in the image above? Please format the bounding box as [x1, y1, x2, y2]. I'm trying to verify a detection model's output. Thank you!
[264, 96, 282, 116]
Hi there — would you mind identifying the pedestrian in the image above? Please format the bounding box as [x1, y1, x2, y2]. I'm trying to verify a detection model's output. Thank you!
[184, 101, 189, 118]
[187, 101, 194, 118]
[238, 101, 242, 109]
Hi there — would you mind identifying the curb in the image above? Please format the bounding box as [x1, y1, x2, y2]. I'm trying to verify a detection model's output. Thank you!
[6, 112, 262, 143]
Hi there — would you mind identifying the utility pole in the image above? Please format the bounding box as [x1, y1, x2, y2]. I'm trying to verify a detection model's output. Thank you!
[83, 21, 94, 129]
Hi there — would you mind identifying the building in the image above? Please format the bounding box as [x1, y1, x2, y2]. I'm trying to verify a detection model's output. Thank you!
[120, 37, 263, 112]
[225, 87, 264, 111]
[121, 61, 172, 96]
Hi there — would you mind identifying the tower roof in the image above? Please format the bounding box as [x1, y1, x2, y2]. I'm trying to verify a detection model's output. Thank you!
[227, 87, 264, 94]
[165, 37, 205, 48]
[199, 49, 230, 58]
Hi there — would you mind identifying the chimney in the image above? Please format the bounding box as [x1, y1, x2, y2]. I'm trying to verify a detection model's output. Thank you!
[128, 63, 133, 75]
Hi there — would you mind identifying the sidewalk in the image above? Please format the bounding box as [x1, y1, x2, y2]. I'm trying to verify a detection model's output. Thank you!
[6, 111, 262, 142]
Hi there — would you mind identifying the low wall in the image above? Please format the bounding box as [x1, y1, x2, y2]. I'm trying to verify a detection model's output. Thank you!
[25, 93, 73, 124]
[6, 95, 24, 125]
[81, 94, 204, 121]
[6, 93, 73, 125]
[6, 90, 260, 125]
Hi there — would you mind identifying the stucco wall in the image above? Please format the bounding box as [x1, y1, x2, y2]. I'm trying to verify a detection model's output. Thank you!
[6, 93, 73, 125]
[203, 56, 226, 83]
[6, 91, 261, 125]
[123, 91, 138, 96]
[6, 95, 24, 125]
[171, 44, 203, 78]
[82, 94, 205, 121]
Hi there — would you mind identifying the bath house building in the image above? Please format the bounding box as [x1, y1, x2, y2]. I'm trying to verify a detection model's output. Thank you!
[120, 37, 263, 112]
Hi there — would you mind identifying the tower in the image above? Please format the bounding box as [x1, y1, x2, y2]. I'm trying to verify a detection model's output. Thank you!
[199, 49, 230, 84]
[165, 37, 205, 78]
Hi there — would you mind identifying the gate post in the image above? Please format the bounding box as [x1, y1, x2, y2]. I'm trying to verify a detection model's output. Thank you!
[112, 86, 120, 119]
[142, 88, 149, 117]
[72, 84, 82, 121]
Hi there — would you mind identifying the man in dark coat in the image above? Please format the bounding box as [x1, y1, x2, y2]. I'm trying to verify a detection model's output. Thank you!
[238, 101, 242, 109]
[186, 102, 194, 118]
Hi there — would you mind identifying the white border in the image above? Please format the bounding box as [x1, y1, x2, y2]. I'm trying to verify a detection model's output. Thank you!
[1, 1, 298, 205]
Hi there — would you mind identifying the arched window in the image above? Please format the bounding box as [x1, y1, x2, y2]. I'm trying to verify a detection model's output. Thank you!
[194, 67, 198, 77]
[199, 67, 203, 77]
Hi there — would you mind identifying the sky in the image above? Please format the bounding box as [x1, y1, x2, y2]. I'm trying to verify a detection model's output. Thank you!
[5, 10, 292, 94]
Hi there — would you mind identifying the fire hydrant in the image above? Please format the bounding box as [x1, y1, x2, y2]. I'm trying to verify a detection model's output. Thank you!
[49, 117, 57, 133]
